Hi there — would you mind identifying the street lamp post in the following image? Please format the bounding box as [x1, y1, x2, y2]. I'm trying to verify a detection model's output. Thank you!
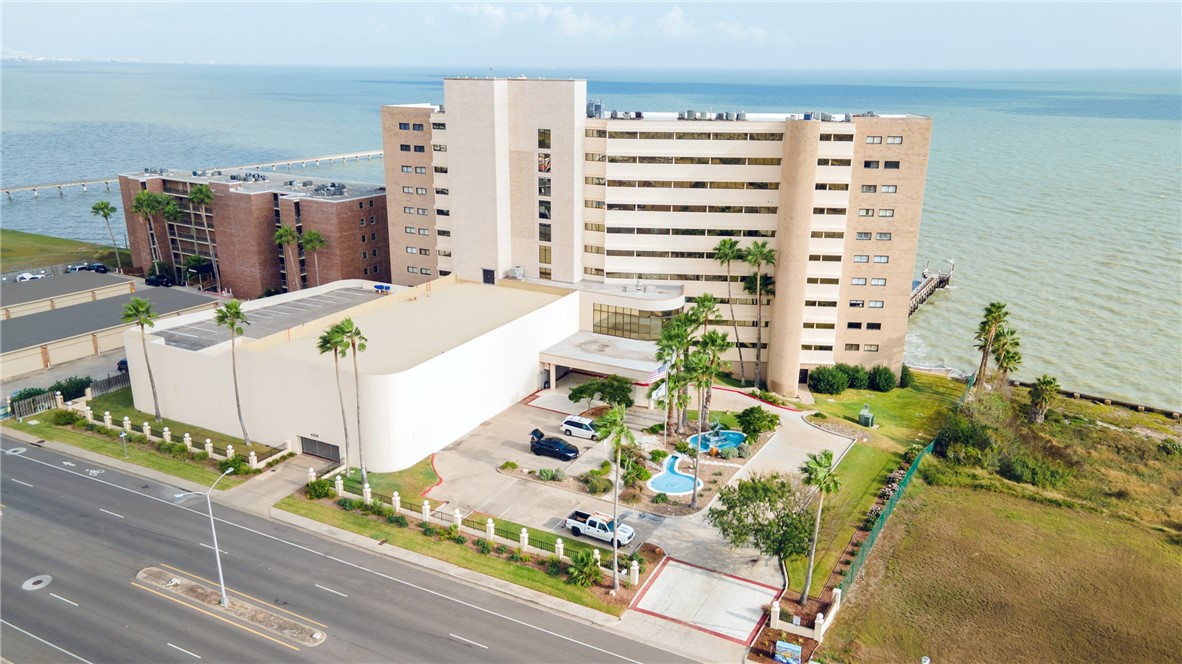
[119, 431, 128, 458]
[177, 467, 235, 607]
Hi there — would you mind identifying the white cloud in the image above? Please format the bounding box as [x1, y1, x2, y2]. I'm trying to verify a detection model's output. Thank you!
[455, 3, 509, 31]
[549, 7, 632, 38]
[657, 6, 699, 39]
[716, 20, 768, 43]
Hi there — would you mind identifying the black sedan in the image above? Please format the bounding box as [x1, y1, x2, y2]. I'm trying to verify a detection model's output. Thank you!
[529, 429, 579, 461]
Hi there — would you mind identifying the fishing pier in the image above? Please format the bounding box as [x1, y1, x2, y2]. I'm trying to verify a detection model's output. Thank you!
[909, 260, 954, 316]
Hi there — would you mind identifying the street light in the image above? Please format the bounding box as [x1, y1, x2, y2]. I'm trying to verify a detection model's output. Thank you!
[176, 467, 234, 607]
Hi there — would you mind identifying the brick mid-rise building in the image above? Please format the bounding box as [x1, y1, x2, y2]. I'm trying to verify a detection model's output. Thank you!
[119, 170, 389, 299]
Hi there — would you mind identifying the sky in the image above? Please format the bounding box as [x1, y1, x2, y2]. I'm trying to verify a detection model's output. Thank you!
[2, 1, 1179, 70]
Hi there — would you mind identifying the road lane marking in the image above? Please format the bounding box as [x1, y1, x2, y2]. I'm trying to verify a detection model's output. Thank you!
[7, 451, 644, 663]
[158, 563, 326, 628]
[167, 642, 202, 659]
[99, 508, 124, 519]
[199, 542, 227, 555]
[62, 461, 76, 467]
[10, 478, 33, 487]
[314, 584, 347, 597]
[0, 618, 94, 663]
[449, 633, 488, 649]
[130, 583, 300, 652]
[50, 593, 79, 606]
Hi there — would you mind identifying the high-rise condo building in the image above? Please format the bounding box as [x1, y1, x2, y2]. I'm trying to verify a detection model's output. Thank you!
[381, 78, 932, 396]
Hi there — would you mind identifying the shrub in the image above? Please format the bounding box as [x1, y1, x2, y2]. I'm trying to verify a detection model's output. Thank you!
[495, 544, 509, 555]
[1158, 438, 1181, 457]
[266, 452, 296, 468]
[192, 451, 209, 461]
[509, 551, 532, 564]
[673, 441, 691, 455]
[421, 524, 439, 537]
[48, 376, 92, 401]
[47, 409, 82, 426]
[752, 389, 788, 406]
[451, 533, 468, 545]
[553, 468, 567, 482]
[306, 479, 333, 499]
[11, 387, 48, 402]
[644, 422, 665, 434]
[387, 514, 408, 527]
[475, 538, 493, 554]
[736, 406, 780, 438]
[997, 450, 1072, 489]
[863, 505, 883, 530]
[217, 454, 252, 475]
[901, 443, 927, 466]
[580, 474, 613, 494]
[835, 363, 869, 390]
[538, 468, 556, 481]
[498, 460, 518, 471]
[567, 550, 602, 587]
[652, 492, 669, 504]
[933, 411, 995, 464]
[736, 443, 752, 458]
[546, 555, 563, 576]
[628, 551, 647, 575]
[718, 446, 739, 460]
[810, 412, 828, 420]
[808, 366, 848, 395]
[868, 365, 897, 392]
[649, 449, 670, 464]
[899, 363, 915, 389]
[620, 488, 642, 504]
[336, 497, 357, 511]
[622, 462, 651, 488]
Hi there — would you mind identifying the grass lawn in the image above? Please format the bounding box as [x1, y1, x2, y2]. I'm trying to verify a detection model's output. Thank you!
[340, 457, 440, 499]
[785, 442, 899, 596]
[687, 409, 741, 431]
[275, 496, 622, 615]
[811, 372, 963, 448]
[3, 419, 244, 488]
[0, 228, 131, 272]
[88, 388, 275, 458]
[817, 482, 1182, 663]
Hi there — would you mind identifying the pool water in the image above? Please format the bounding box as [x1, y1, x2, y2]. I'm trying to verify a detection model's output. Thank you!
[647, 454, 702, 496]
[688, 429, 747, 452]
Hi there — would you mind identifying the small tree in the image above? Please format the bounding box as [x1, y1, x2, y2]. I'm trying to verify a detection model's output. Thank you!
[808, 366, 848, 395]
[566, 549, 603, 587]
[90, 200, 123, 273]
[568, 375, 636, 411]
[899, 364, 915, 389]
[302, 230, 327, 287]
[736, 406, 780, 439]
[706, 473, 813, 581]
[214, 300, 252, 446]
[868, 365, 897, 392]
[568, 380, 601, 411]
[274, 225, 301, 291]
[1028, 375, 1059, 424]
[799, 450, 841, 606]
[834, 363, 869, 390]
[122, 297, 162, 422]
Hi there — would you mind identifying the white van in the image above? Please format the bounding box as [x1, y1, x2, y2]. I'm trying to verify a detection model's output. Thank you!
[561, 415, 600, 441]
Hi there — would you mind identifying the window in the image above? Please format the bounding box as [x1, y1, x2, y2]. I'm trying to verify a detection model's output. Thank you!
[359, 219, 365, 226]
[861, 184, 877, 193]
[403, 206, 414, 214]
[847, 322, 863, 329]
[585, 152, 606, 162]
[852, 277, 867, 285]
[807, 277, 840, 284]
[854, 255, 870, 263]
[585, 128, 607, 138]
[370, 216, 376, 224]
[845, 344, 861, 351]
[864, 160, 879, 169]
[849, 300, 865, 308]
[592, 304, 678, 341]
[400, 144, 410, 152]
[407, 266, 418, 273]
[870, 300, 884, 308]
[437, 249, 451, 257]
[801, 344, 835, 351]
[876, 232, 892, 240]
[865, 344, 880, 352]
[436, 229, 450, 237]
[363, 268, 369, 275]
[413, 145, 425, 153]
[434, 166, 448, 173]
[887, 136, 903, 144]
[539, 245, 551, 264]
[810, 231, 845, 239]
[815, 183, 849, 191]
[539, 267, 552, 279]
[401, 165, 413, 173]
[804, 322, 836, 329]
[538, 201, 551, 220]
[879, 209, 895, 218]
[360, 234, 366, 243]
[432, 144, 446, 152]
[398, 122, 410, 130]
[874, 255, 890, 263]
[817, 158, 852, 166]
[884, 161, 900, 169]
[539, 223, 552, 242]
[421, 268, 432, 275]
[418, 228, 430, 235]
[435, 209, 449, 216]
[413, 123, 424, 131]
[416, 187, 427, 195]
[812, 207, 847, 215]
[440, 270, 452, 276]
[867, 322, 882, 330]
[820, 133, 853, 142]
[585, 176, 606, 186]
[805, 300, 838, 307]
[538, 153, 551, 173]
[859, 209, 874, 217]
[538, 129, 551, 149]
[538, 177, 551, 197]
[417, 208, 428, 216]
[856, 232, 871, 240]
[881, 185, 897, 193]
[435, 188, 449, 196]
[402, 186, 414, 194]
[432, 122, 446, 130]
[404, 226, 416, 234]
[871, 278, 887, 286]
[420, 248, 430, 256]
[406, 247, 418, 254]
[866, 136, 882, 144]
[585, 200, 604, 209]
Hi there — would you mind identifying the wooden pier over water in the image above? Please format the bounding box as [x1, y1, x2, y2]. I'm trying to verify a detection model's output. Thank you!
[1, 150, 384, 200]
[909, 260, 955, 316]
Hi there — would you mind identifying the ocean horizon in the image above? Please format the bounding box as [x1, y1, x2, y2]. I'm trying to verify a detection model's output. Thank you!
[2, 63, 1179, 410]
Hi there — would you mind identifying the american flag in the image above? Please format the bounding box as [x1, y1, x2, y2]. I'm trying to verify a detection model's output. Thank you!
[644, 362, 668, 384]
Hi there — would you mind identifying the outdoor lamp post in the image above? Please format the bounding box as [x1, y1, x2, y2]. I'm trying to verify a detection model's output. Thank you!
[119, 431, 128, 458]
[176, 467, 235, 607]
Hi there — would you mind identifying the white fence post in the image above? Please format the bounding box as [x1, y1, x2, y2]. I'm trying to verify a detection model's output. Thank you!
[334, 475, 344, 497]
[593, 549, 602, 566]
[141, 422, 151, 438]
[421, 500, 430, 523]
[85, 407, 94, 423]
[122, 416, 131, 432]
[770, 601, 781, 630]
[363, 483, 372, 505]
[453, 508, 462, 530]
[183, 433, 192, 451]
[225, 444, 235, 461]
[519, 527, 529, 552]
[162, 427, 171, 443]
[204, 439, 213, 456]
[392, 491, 401, 513]
[55, 391, 64, 408]
[485, 518, 495, 540]
[555, 538, 564, 560]
[249, 451, 259, 470]
[814, 612, 826, 640]
[630, 559, 640, 586]
[103, 411, 112, 428]
[307, 467, 316, 483]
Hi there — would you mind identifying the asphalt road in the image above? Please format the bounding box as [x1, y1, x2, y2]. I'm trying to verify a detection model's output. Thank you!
[0, 434, 690, 664]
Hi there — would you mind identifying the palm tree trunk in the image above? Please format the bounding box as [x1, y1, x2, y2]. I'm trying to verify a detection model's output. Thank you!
[754, 278, 764, 389]
[203, 211, 222, 292]
[612, 443, 621, 591]
[230, 334, 250, 446]
[333, 355, 351, 471]
[801, 494, 824, 605]
[690, 387, 703, 509]
[141, 325, 162, 422]
[102, 217, 124, 274]
[726, 265, 745, 385]
[352, 344, 367, 486]
[313, 253, 321, 287]
[974, 328, 995, 394]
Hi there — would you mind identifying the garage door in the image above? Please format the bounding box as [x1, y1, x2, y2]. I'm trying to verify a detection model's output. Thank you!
[300, 436, 341, 462]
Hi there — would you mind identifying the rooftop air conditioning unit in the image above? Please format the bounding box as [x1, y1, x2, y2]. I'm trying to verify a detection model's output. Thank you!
[509, 266, 524, 279]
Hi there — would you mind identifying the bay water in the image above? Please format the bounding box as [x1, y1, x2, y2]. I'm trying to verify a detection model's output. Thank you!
[2, 64, 1178, 409]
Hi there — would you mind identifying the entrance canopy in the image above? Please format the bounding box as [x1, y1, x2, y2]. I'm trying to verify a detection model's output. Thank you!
[540, 331, 663, 385]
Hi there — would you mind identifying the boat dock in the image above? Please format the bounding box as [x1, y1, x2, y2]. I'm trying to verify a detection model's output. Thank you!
[909, 260, 954, 316]
[2, 150, 383, 200]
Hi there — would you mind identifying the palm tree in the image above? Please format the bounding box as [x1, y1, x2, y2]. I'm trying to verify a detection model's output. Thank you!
[713, 238, 747, 384]
[695, 329, 733, 433]
[337, 317, 369, 485]
[188, 183, 222, 292]
[1028, 375, 1059, 424]
[90, 201, 123, 274]
[687, 330, 732, 510]
[594, 403, 635, 592]
[991, 326, 1022, 386]
[214, 301, 252, 446]
[317, 323, 352, 473]
[162, 200, 184, 282]
[689, 292, 721, 332]
[122, 297, 161, 422]
[274, 226, 301, 292]
[301, 230, 327, 287]
[743, 241, 776, 389]
[657, 314, 692, 434]
[800, 449, 841, 605]
[131, 190, 165, 276]
[183, 255, 210, 288]
[973, 302, 1009, 395]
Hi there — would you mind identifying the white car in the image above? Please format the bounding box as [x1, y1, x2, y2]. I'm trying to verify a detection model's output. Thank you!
[15, 272, 45, 282]
[561, 415, 600, 441]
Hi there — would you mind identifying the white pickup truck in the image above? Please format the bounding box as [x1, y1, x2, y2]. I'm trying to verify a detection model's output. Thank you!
[565, 510, 635, 545]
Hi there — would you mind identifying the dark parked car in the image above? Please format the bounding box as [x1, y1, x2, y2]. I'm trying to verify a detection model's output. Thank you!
[89, 263, 109, 273]
[116, 358, 128, 374]
[65, 262, 91, 273]
[145, 274, 173, 287]
[529, 429, 579, 461]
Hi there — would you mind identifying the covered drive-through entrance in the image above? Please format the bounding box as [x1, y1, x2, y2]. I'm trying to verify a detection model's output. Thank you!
[539, 331, 664, 407]
[300, 436, 341, 462]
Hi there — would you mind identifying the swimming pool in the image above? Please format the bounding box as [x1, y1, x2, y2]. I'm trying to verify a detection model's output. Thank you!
[687, 429, 747, 452]
[646, 454, 702, 496]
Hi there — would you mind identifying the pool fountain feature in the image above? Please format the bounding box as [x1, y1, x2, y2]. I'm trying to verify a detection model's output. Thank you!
[647, 454, 703, 496]
[687, 420, 747, 452]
